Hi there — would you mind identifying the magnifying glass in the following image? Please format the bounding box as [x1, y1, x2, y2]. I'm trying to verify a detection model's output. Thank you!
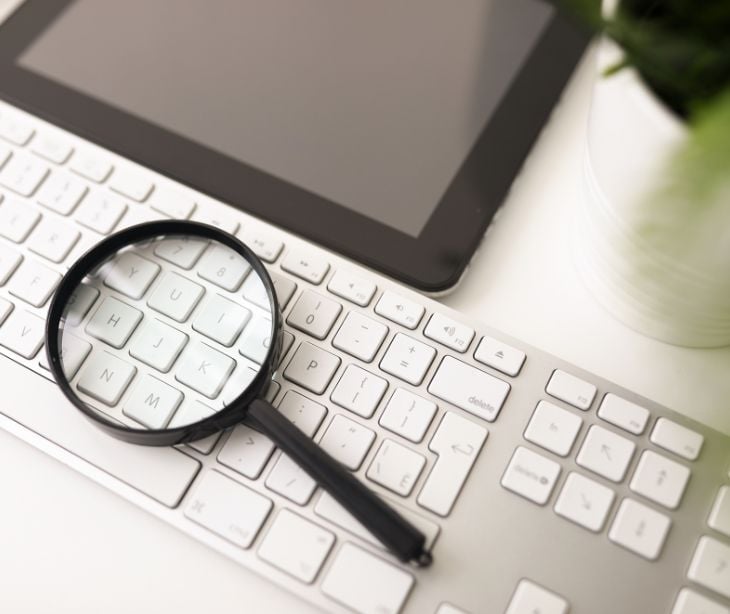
[45, 220, 432, 567]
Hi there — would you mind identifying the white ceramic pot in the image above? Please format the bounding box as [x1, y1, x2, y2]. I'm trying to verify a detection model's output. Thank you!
[577, 37, 730, 347]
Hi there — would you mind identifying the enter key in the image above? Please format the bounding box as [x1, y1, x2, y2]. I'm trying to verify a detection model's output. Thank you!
[417, 411, 488, 516]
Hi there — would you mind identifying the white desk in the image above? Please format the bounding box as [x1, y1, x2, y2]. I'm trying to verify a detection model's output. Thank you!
[2, 27, 729, 614]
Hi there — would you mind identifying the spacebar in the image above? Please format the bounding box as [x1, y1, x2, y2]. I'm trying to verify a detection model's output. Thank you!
[0, 356, 200, 507]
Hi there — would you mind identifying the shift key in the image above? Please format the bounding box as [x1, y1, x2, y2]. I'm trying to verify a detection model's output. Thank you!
[417, 412, 487, 516]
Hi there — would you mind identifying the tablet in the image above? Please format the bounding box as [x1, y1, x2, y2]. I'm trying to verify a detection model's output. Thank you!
[0, 1, 587, 292]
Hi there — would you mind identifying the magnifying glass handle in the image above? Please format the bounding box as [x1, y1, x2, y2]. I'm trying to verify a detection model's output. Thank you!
[247, 398, 432, 567]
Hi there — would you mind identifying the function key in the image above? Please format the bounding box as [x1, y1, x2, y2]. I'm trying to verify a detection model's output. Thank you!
[31, 134, 73, 164]
[709, 486, 730, 538]
[597, 393, 650, 435]
[424, 313, 474, 353]
[191, 206, 240, 234]
[70, 150, 113, 183]
[650, 418, 704, 461]
[281, 248, 330, 284]
[327, 269, 377, 307]
[474, 335, 525, 376]
[238, 228, 284, 263]
[109, 166, 154, 202]
[374, 290, 424, 329]
[0, 114, 34, 146]
[546, 370, 596, 410]
[149, 187, 196, 219]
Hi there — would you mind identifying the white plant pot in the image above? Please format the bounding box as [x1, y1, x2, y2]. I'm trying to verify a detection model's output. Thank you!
[577, 39, 730, 347]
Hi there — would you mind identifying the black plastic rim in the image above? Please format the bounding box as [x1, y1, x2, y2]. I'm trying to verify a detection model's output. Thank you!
[45, 220, 282, 446]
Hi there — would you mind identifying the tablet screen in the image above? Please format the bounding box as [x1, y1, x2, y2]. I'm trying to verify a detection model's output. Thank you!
[17, 0, 551, 237]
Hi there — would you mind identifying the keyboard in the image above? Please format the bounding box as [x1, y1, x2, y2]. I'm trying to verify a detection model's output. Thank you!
[0, 100, 729, 614]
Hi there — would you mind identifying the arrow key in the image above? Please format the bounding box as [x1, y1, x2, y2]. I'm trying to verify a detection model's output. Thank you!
[576, 425, 635, 483]
[554, 472, 615, 532]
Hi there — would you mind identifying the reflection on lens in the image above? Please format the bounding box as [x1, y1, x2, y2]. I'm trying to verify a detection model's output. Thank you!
[57, 234, 276, 431]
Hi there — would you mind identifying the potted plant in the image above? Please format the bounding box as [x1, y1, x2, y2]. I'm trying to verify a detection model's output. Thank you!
[562, 0, 730, 347]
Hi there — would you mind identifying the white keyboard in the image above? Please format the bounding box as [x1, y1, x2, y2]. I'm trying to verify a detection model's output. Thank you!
[0, 102, 729, 614]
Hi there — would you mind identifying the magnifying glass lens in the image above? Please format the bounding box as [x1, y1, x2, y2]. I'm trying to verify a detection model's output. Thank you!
[56, 234, 276, 431]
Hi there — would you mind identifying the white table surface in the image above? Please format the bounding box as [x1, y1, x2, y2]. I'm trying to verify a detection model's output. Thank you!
[1, 6, 729, 611]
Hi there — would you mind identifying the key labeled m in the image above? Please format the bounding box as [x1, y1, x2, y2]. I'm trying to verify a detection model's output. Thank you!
[144, 392, 160, 409]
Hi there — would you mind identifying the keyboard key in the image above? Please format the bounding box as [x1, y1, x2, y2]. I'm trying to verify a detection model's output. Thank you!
[74, 190, 127, 235]
[576, 425, 635, 482]
[319, 414, 375, 470]
[258, 510, 335, 583]
[85, 296, 143, 349]
[374, 290, 424, 329]
[417, 412, 487, 516]
[31, 134, 73, 164]
[154, 236, 207, 269]
[321, 543, 414, 614]
[123, 374, 183, 429]
[0, 153, 49, 196]
[175, 340, 235, 398]
[436, 605, 469, 614]
[524, 401, 582, 457]
[167, 400, 221, 453]
[281, 248, 329, 284]
[265, 453, 317, 505]
[0, 242, 23, 284]
[379, 388, 437, 443]
[428, 356, 510, 422]
[424, 313, 474, 353]
[0, 196, 41, 242]
[103, 252, 160, 299]
[241, 269, 293, 310]
[330, 364, 388, 418]
[672, 588, 729, 614]
[629, 450, 690, 510]
[650, 418, 704, 461]
[27, 217, 80, 263]
[473, 335, 526, 377]
[184, 470, 272, 548]
[709, 486, 730, 537]
[7, 258, 60, 306]
[608, 498, 671, 560]
[36, 171, 87, 215]
[149, 187, 196, 219]
[327, 270, 377, 307]
[192, 294, 251, 347]
[0, 297, 13, 326]
[238, 316, 274, 364]
[687, 536, 730, 599]
[367, 439, 425, 496]
[238, 228, 284, 263]
[546, 370, 596, 410]
[129, 318, 188, 372]
[147, 271, 204, 322]
[283, 342, 340, 394]
[270, 272, 297, 309]
[39, 331, 91, 379]
[277, 390, 327, 437]
[0, 309, 45, 359]
[63, 283, 99, 326]
[191, 206, 240, 234]
[501, 446, 561, 505]
[77, 350, 137, 406]
[554, 472, 615, 532]
[0, 114, 34, 145]
[332, 311, 388, 362]
[197, 244, 250, 292]
[380, 333, 436, 386]
[218, 425, 275, 479]
[109, 166, 154, 201]
[0, 142, 10, 167]
[221, 365, 258, 406]
[286, 290, 342, 340]
[506, 579, 569, 614]
[315, 491, 440, 551]
[597, 393, 650, 435]
[70, 150, 113, 183]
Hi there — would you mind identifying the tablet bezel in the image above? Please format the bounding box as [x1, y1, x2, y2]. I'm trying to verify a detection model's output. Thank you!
[0, 1, 587, 292]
